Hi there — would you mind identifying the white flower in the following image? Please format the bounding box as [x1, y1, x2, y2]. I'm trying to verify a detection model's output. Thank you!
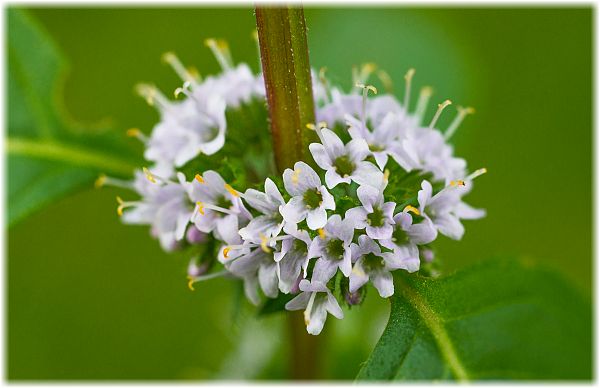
[380, 210, 437, 260]
[120, 169, 192, 252]
[275, 223, 312, 294]
[186, 170, 250, 240]
[307, 214, 355, 282]
[349, 235, 418, 298]
[285, 279, 343, 335]
[143, 90, 227, 168]
[239, 178, 285, 241]
[192, 63, 264, 108]
[227, 243, 279, 305]
[345, 184, 395, 240]
[280, 161, 335, 230]
[403, 127, 467, 183]
[346, 112, 415, 171]
[418, 179, 486, 240]
[309, 127, 383, 188]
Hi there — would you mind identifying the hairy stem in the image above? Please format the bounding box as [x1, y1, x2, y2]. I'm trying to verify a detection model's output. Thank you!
[255, 5, 316, 172]
[255, 5, 320, 379]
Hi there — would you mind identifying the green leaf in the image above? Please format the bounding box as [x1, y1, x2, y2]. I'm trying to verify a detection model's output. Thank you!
[357, 258, 591, 381]
[7, 8, 141, 227]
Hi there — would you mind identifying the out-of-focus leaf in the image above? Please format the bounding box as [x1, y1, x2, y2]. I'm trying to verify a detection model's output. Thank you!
[7, 8, 141, 227]
[357, 258, 591, 381]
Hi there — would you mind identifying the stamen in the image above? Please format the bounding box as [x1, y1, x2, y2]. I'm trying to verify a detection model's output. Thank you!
[429, 99, 452, 129]
[187, 270, 228, 291]
[223, 247, 231, 259]
[196, 201, 236, 216]
[377, 70, 393, 94]
[161, 51, 198, 84]
[403, 68, 416, 110]
[318, 228, 326, 239]
[142, 167, 157, 183]
[304, 291, 317, 326]
[466, 168, 487, 181]
[445, 106, 475, 141]
[195, 174, 205, 183]
[449, 180, 466, 187]
[353, 63, 377, 86]
[135, 83, 170, 111]
[204, 38, 233, 71]
[115, 196, 140, 216]
[126, 127, 148, 143]
[187, 275, 195, 291]
[356, 83, 378, 130]
[307, 122, 333, 157]
[403, 205, 421, 216]
[224, 183, 240, 198]
[260, 233, 272, 253]
[95, 174, 132, 190]
[414, 86, 433, 124]
[319, 67, 333, 103]
[95, 174, 106, 189]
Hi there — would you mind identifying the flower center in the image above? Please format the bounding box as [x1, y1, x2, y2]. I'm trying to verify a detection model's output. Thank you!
[334, 155, 355, 177]
[369, 143, 384, 152]
[367, 206, 385, 227]
[326, 239, 345, 260]
[303, 189, 323, 209]
[362, 253, 384, 271]
[392, 227, 410, 245]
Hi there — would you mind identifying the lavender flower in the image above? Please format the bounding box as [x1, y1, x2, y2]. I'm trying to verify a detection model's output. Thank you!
[285, 279, 343, 335]
[280, 161, 335, 230]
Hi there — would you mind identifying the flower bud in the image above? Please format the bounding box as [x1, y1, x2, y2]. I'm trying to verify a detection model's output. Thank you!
[420, 247, 435, 263]
[187, 258, 210, 277]
[340, 276, 366, 306]
[186, 226, 207, 244]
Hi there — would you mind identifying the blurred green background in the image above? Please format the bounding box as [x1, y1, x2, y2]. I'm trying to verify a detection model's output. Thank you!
[8, 7, 592, 380]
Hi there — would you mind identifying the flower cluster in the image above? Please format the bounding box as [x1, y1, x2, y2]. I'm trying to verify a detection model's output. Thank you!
[106, 42, 486, 335]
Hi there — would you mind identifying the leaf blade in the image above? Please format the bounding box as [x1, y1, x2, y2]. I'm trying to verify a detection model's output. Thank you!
[357, 258, 592, 381]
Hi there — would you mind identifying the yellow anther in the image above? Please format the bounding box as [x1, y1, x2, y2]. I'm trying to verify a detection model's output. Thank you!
[224, 183, 239, 197]
[116, 196, 124, 217]
[383, 169, 390, 183]
[319, 67, 328, 81]
[187, 275, 195, 291]
[260, 234, 272, 253]
[194, 174, 205, 183]
[318, 228, 326, 240]
[421, 86, 433, 97]
[135, 83, 156, 106]
[439, 99, 452, 109]
[404, 68, 416, 81]
[223, 247, 231, 259]
[306, 123, 317, 130]
[142, 167, 156, 183]
[466, 168, 488, 181]
[450, 180, 466, 187]
[355, 83, 378, 95]
[196, 202, 205, 215]
[377, 70, 393, 93]
[403, 205, 421, 216]
[126, 128, 141, 137]
[95, 174, 106, 189]
[188, 66, 200, 80]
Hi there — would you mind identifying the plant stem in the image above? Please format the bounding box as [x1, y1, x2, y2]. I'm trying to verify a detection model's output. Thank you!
[255, 5, 321, 379]
[255, 5, 316, 172]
